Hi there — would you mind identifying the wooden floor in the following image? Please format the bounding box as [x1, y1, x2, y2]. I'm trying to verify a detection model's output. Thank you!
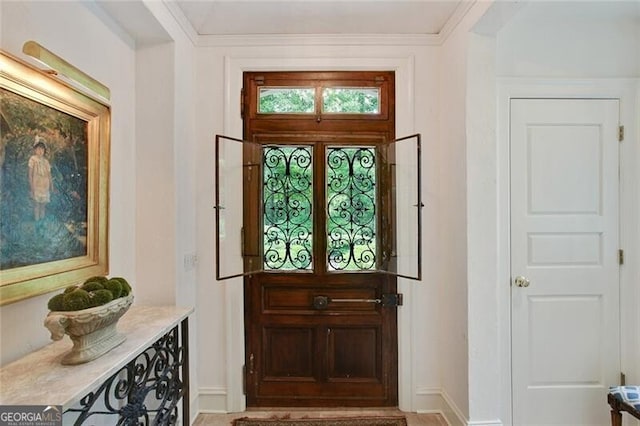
[193, 409, 448, 426]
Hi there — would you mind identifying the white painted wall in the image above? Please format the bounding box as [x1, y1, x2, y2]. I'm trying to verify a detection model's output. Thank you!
[132, 0, 198, 312]
[436, 3, 500, 424]
[466, 30, 502, 425]
[135, 42, 176, 306]
[437, 17, 471, 424]
[132, 40, 200, 416]
[497, 1, 640, 79]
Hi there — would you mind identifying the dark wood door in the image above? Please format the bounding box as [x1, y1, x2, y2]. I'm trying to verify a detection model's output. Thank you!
[242, 71, 397, 407]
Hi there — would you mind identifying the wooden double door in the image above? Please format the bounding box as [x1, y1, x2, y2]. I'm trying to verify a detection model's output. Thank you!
[216, 71, 422, 407]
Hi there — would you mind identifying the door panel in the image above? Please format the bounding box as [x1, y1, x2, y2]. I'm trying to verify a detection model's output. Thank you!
[510, 98, 620, 425]
[246, 272, 396, 406]
[328, 327, 380, 381]
[263, 327, 314, 380]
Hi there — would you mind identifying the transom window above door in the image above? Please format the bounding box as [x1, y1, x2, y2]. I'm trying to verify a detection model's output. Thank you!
[244, 72, 391, 120]
[257, 86, 381, 115]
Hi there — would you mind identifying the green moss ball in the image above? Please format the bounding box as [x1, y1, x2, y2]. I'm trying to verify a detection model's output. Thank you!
[47, 293, 66, 311]
[104, 279, 123, 298]
[62, 289, 91, 311]
[88, 289, 114, 307]
[112, 277, 131, 296]
[82, 281, 105, 292]
[63, 285, 79, 294]
[84, 275, 108, 285]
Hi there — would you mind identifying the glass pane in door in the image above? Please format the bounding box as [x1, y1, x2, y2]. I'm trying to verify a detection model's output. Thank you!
[263, 145, 313, 270]
[215, 135, 264, 279]
[326, 146, 377, 271]
[322, 88, 380, 114]
[379, 134, 422, 280]
[258, 87, 315, 114]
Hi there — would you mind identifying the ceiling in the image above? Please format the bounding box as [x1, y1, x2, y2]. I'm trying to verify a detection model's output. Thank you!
[173, 0, 467, 36]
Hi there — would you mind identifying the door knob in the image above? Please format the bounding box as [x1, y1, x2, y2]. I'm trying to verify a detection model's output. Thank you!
[313, 295, 330, 310]
[514, 276, 530, 288]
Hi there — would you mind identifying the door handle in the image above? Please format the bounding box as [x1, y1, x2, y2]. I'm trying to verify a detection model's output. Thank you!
[331, 298, 382, 304]
[514, 276, 530, 288]
[312, 294, 403, 309]
[313, 295, 380, 310]
[313, 296, 382, 310]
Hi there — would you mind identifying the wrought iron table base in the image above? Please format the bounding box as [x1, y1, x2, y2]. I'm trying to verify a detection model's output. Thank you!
[65, 319, 189, 425]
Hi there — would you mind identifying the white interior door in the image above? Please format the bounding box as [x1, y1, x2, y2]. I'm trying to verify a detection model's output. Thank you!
[510, 98, 621, 425]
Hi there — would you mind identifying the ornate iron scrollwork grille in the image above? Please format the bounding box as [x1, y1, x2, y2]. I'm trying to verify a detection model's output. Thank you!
[263, 145, 313, 270]
[326, 147, 376, 271]
[64, 324, 187, 426]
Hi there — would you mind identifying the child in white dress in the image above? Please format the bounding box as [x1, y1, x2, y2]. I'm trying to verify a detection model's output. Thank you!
[28, 140, 53, 227]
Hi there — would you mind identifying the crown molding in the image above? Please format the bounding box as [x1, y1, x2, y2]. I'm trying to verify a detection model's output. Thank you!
[439, 0, 477, 42]
[161, 0, 199, 45]
[196, 33, 443, 47]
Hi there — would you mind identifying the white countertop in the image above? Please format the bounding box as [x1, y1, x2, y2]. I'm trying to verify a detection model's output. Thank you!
[0, 305, 193, 409]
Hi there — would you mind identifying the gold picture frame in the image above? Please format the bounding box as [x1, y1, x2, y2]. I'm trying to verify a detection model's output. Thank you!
[0, 50, 110, 305]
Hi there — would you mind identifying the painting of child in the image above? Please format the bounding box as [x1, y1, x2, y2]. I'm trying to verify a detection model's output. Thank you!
[0, 88, 88, 270]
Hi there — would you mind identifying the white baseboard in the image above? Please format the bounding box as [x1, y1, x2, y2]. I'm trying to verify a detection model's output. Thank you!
[415, 386, 503, 426]
[196, 386, 229, 414]
[188, 392, 199, 425]
[415, 386, 463, 426]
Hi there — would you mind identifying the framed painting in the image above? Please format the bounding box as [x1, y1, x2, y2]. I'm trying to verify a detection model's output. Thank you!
[0, 50, 110, 305]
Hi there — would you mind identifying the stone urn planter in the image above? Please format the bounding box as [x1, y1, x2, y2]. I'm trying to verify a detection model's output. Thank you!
[44, 294, 134, 365]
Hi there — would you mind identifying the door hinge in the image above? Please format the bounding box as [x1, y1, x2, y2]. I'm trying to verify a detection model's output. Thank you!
[240, 227, 245, 256]
[240, 88, 245, 119]
[242, 364, 247, 395]
[619, 125, 624, 142]
[381, 293, 403, 307]
[619, 249, 624, 265]
[243, 353, 254, 395]
[621, 371, 626, 386]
